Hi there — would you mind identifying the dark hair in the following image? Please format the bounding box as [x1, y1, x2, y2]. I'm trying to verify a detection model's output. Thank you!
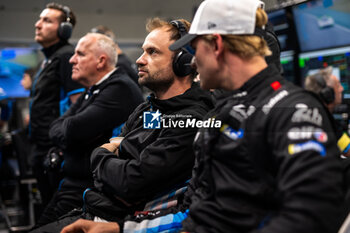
[24, 67, 37, 77]
[90, 25, 117, 42]
[46, 2, 76, 27]
[146, 17, 191, 42]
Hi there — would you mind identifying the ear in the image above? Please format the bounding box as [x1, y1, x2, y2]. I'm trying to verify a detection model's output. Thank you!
[213, 33, 224, 58]
[96, 54, 107, 70]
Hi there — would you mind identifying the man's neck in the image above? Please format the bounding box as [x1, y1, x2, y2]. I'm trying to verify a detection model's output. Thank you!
[41, 38, 61, 49]
[224, 54, 268, 90]
[155, 78, 192, 100]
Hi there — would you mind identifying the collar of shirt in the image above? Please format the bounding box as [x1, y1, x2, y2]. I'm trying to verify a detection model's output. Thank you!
[85, 68, 117, 100]
[95, 68, 117, 86]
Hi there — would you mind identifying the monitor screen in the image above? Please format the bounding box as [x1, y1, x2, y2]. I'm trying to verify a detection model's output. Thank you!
[293, 0, 350, 52]
[268, 9, 292, 51]
[264, 0, 310, 11]
[299, 45, 350, 100]
[280, 50, 296, 83]
[0, 47, 40, 99]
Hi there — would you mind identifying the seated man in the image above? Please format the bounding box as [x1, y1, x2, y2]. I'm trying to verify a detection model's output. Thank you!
[304, 67, 349, 156]
[304, 67, 350, 211]
[62, 0, 346, 232]
[34, 32, 144, 227]
[31, 18, 214, 233]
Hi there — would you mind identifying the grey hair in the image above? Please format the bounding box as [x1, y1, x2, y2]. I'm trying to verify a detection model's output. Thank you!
[86, 32, 118, 67]
[304, 66, 333, 94]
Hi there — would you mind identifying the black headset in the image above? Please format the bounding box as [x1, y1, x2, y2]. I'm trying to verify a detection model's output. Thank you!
[170, 20, 195, 77]
[254, 23, 283, 74]
[58, 6, 73, 40]
[313, 73, 335, 104]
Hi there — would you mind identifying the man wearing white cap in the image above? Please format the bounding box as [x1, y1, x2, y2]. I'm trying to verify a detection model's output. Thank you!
[170, 0, 346, 232]
[61, 0, 346, 232]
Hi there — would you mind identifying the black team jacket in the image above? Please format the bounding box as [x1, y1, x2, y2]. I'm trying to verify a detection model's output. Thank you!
[182, 66, 346, 233]
[87, 82, 214, 220]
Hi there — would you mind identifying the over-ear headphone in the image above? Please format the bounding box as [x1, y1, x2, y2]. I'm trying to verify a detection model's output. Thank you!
[170, 20, 195, 77]
[314, 73, 335, 104]
[58, 6, 73, 40]
[254, 23, 283, 74]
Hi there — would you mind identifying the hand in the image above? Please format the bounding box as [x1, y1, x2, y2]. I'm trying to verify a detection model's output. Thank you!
[100, 142, 119, 156]
[60, 219, 120, 233]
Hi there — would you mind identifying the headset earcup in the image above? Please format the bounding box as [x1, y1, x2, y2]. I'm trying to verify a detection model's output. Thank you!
[173, 50, 194, 77]
[263, 23, 282, 74]
[314, 73, 335, 104]
[320, 87, 335, 104]
[58, 22, 73, 40]
[265, 31, 283, 73]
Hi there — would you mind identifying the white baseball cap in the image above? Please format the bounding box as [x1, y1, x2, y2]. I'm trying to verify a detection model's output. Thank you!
[169, 0, 265, 51]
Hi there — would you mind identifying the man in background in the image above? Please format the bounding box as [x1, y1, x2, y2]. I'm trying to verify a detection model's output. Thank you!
[304, 66, 350, 209]
[304, 67, 343, 112]
[30, 2, 84, 207]
[90, 25, 139, 86]
[304, 67, 349, 156]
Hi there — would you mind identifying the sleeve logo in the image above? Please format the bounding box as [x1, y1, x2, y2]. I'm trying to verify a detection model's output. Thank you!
[288, 141, 326, 157]
[291, 104, 323, 126]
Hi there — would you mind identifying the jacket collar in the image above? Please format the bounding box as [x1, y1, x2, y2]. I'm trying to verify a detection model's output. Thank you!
[42, 40, 69, 59]
[147, 82, 213, 113]
[215, 65, 284, 102]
